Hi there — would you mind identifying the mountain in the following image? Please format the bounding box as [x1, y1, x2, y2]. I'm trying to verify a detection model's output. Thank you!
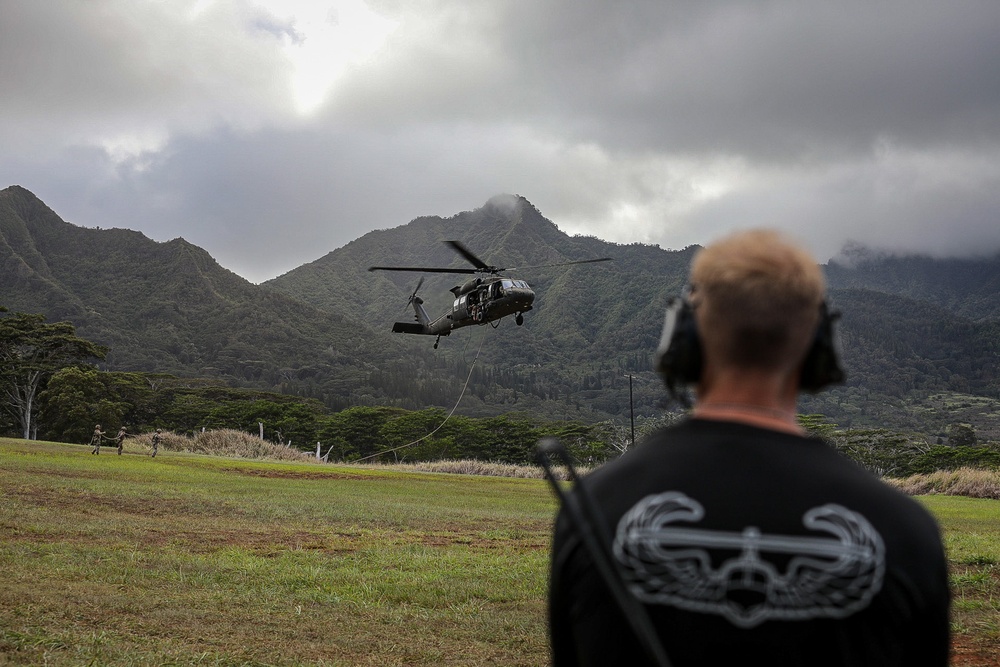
[264, 194, 698, 419]
[266, 194, 695, 362]
[4, 185, 1000, 438]
[263, 193, 1000, 436]
[826, 243, 1000, 320]
[0, 185, 416, 408]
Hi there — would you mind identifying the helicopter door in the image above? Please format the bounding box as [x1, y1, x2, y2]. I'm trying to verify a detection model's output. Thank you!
[454, 295, 469, 320]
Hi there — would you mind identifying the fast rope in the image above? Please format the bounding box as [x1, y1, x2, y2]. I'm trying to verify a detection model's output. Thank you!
[355, 324, 489, 462]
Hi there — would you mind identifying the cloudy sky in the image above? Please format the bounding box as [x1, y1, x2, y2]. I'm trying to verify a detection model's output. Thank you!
[3, 1, 999, 283]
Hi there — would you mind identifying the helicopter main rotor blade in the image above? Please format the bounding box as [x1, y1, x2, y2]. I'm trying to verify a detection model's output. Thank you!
[446, 240, 494, 271]
[507, 257, 613, 271]
[368, 265, 479, 274]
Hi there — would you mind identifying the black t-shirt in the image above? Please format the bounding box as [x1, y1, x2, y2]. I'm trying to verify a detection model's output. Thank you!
[549, 419, 950, 666]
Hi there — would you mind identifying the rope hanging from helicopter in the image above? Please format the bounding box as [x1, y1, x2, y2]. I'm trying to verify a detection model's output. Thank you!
[355, 324, 489, 462]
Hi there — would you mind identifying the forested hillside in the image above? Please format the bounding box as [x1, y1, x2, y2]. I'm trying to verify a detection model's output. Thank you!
[4, 185, 1000, 441]
[826, 244, 1000, 320]
[0, 185, 423, 409]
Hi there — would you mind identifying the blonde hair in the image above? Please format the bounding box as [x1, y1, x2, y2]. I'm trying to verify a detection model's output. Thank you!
[690, 229, 825, 371]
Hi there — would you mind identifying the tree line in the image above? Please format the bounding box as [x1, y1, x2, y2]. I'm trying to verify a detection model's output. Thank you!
[2, 308, 996, 473]
[0, 307, 616, 463]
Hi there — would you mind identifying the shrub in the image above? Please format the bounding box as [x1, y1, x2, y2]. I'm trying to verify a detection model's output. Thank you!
[908, 444, 1000, 473]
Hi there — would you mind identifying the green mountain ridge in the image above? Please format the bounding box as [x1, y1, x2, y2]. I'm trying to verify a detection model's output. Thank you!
[3, 185, 1000, 440]
[0, 186, 410, 406]
[826, 243, 1000, 320]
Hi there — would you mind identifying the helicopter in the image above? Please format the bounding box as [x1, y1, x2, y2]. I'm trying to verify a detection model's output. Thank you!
[369, 240, 612, 348]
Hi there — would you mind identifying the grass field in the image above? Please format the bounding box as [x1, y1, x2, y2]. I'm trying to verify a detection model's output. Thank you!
[1, 438, 998, 666]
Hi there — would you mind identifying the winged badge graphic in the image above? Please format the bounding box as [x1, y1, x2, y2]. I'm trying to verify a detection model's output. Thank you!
[613, 492, 886, 628]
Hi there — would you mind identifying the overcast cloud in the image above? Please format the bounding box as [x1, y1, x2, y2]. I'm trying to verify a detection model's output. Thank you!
[3, 0, 999, 282]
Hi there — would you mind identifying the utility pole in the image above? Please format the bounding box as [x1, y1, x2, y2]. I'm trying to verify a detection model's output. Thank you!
[627, 374, 635, 449]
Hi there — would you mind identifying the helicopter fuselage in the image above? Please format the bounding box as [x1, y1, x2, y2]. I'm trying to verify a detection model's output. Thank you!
[372, 239, 610, 346]
[392, 276, 534, 336]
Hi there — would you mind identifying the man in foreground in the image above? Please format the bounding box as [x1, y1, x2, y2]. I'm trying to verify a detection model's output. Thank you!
[548, 229, 949, 666]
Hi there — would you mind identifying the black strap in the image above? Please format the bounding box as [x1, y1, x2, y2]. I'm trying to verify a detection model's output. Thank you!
[537, 438, 673, 667]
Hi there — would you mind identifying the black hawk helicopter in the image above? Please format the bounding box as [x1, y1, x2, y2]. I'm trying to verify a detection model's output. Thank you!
[369, 240, 612, 348]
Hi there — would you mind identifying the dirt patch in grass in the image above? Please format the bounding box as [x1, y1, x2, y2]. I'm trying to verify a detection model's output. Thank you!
[949, 562, 1000, 666]
[220, 467, 372, 481]
[8, 466, 108, 481]
[416, 530, 549, 552]
[951, 634, 1000, 667]
[3, 485, 228, 518]
[138, 526, 344, 554]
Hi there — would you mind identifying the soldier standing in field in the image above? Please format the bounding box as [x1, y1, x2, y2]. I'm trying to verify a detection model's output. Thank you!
[151, 428, 162, 458]
[115, 426, 127, 455]
[90, 424, 105, 455]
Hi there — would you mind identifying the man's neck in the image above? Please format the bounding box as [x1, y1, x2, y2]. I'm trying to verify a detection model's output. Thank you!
[693, 371, 804, 435]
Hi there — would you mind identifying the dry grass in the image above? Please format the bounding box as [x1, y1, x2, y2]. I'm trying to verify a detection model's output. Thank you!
[126, 431, 1000, 501]
[887, 467, 1000, 500]
[122, 435, 576, 478]
[127, 428, 318, 463]
[360, 459, 585, 480]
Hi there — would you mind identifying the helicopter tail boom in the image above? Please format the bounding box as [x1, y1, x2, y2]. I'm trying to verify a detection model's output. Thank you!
[391, 322, 430, 334]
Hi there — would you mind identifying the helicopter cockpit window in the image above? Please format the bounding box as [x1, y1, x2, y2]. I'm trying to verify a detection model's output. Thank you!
[501, 280, 514, 290]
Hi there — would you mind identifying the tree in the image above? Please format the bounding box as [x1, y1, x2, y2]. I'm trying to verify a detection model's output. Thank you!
[317, 406, 405, 461]
[827, 428, 930, 477]
[204, 399, 322, 448]
[37, 368, 153, 443]
[0, 310, 107, 439]
[947, 423, 978, 448]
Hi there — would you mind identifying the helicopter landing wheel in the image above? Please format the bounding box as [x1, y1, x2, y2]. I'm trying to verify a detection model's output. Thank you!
[516, 313, 524, 326]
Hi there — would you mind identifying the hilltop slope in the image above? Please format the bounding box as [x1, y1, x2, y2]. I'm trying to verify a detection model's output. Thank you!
[0, 185, 405, 402]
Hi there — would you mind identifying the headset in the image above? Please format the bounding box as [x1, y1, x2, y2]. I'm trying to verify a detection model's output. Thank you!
[654, 289, 845, 403]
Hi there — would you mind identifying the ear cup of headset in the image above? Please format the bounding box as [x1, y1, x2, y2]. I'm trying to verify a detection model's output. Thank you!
[654, 297, 702, 395]
[654, 296, 845, 395]
[799, 302, 846, 393]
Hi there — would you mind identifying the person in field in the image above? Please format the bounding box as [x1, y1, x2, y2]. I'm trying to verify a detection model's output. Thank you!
[90, 424, 105, 455]
[151, 428, 162, 458]
[114, 426, 127, 455]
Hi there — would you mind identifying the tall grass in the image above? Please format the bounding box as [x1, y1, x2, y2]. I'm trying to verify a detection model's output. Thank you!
[127, 431, 581, 478]
[127, 428, 318, 463]
[361, 459, 583, 481]
[127, 431, 1000, 497]
[887, 467, 1000, 500]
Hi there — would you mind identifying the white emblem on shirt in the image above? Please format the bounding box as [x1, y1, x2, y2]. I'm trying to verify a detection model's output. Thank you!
[613, 492, 885, 628]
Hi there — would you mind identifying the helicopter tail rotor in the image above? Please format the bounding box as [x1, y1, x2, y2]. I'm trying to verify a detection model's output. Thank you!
[407, 276, 425, 306]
